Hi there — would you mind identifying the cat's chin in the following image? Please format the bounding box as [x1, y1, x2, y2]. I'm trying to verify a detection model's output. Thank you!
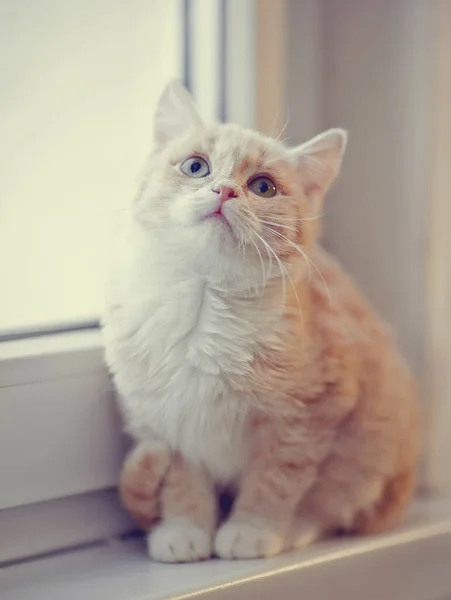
[204, 212, 229, 225]
[202, 212, 233, 232]
[188, 224, 248, 278]
[200, 215, 237, 249]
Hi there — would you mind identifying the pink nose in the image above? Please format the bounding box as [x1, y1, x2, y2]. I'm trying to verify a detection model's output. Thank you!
[212, 184, 237, 203]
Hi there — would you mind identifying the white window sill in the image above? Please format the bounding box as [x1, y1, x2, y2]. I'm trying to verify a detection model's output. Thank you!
[0, 329, 104, 388]
[0, 330, 125, 520]
[0, 330, 129, 564]
[2, 498, 451, 600]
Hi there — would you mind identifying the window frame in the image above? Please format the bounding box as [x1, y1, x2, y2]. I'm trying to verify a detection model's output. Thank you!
[0, 331, 129, 562]
[422, 0, 451, 495]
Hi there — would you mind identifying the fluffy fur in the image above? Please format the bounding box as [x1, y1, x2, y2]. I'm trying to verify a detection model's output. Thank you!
[103, 81, 420, 562]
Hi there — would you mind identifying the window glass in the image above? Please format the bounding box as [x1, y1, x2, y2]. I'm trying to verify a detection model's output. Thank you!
[0, 0, 181, 334]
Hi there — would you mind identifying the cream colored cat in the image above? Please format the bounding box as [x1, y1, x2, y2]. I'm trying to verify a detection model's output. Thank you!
[103, 80, 420, 563]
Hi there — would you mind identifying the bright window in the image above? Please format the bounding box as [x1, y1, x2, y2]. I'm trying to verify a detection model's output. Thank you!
[0, 0, 182, 335]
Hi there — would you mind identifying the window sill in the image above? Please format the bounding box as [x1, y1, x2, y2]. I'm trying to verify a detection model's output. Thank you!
[2, 498, 451, 600]
[0, 329, 103, 388]
[0, 330, 125, 524]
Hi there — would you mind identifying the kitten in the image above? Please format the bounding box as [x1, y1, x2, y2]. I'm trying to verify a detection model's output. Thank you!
[103, 80, 420, 563]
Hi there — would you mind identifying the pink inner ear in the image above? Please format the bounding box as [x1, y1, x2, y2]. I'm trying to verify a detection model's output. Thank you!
[304, 182, 321, 197]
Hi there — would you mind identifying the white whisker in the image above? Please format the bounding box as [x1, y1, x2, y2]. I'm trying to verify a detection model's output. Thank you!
[250, 236, 268, 293]
[250, 229, 287, 311]
[260, 219, 297, 232]
[262, 225, 311, 280]
[269, 108, 281, 139]
[262, 226, 332, 317]
[275, 108, 290, 142]
[249, 228, 304, 333]
[266, 213, 325, 223]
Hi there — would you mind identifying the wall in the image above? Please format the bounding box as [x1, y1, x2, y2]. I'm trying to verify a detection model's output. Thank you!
[288, 0, 430, 376]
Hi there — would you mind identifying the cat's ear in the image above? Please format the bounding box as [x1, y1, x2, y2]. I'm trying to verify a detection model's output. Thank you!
[290, 129, 347, 198]
[153, 80, 204, 147]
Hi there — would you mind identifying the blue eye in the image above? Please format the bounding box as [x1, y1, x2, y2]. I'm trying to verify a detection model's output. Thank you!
[249, 176, 277, 198]
[180, 156, 210, 178]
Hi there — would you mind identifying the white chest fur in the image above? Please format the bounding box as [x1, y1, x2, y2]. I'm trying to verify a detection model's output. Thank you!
[104, 270, 281, 484]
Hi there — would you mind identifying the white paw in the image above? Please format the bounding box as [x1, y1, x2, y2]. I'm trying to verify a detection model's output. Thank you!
[147, 519, 212, 563]
[214, 520, 284, 560]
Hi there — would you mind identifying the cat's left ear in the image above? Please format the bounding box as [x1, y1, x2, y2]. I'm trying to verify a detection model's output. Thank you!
[153, 79, 205, 148]
[289, 129, 347, 198]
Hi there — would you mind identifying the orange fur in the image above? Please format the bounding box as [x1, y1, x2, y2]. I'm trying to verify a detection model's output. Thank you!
[110, 86, 420, 560]
[119, 442, 170, 530]
[119, 246, 420, 554]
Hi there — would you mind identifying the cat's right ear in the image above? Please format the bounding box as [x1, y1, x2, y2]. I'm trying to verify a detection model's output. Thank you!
[289, 129, 347, 200]
[153, 80, 204, 148]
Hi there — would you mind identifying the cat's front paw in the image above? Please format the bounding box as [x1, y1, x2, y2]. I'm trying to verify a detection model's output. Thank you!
[214, 519, 284, 559]
[147, 518, 212, 563]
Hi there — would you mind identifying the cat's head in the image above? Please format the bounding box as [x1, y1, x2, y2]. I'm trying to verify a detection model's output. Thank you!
[134, 80, 346, 286]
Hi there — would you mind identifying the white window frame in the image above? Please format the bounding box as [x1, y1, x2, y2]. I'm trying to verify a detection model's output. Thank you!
[1, 0, 450, 574]
[0, 331, 125, 561]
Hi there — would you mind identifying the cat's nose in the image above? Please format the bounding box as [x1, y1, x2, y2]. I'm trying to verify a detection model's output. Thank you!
[212, 184, 237, 203]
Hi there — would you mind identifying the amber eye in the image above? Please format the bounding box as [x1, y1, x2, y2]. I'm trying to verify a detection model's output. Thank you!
[180, 156, 210, 178]
[248, 176, 277, 198]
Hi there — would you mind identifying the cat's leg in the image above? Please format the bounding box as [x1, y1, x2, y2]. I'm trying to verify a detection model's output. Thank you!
[120, 441, 171, 530]
[284, 516, 326, 551]
[148, 453, 217, 563]
[214, 417, 333, 560]
[214, 465, 318, 560]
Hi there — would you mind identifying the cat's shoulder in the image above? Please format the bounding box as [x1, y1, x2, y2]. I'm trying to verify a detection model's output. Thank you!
[307, 245, 390, 341]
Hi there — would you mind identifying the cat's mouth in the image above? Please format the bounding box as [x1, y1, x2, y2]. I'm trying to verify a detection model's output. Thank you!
[203, 206, 233, 231]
